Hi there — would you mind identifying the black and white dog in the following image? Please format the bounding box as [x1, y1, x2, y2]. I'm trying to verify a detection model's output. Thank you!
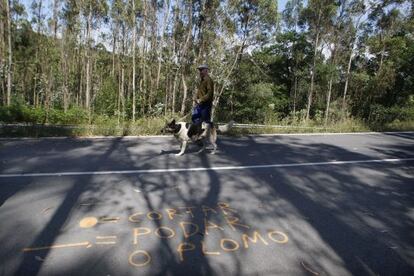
[162, 119, 234, 156]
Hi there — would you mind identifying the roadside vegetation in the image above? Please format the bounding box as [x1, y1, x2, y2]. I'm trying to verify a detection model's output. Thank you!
[1, 0, 413, 137]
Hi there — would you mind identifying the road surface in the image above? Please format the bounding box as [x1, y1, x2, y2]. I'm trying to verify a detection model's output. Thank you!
[0, 132, 413, 275]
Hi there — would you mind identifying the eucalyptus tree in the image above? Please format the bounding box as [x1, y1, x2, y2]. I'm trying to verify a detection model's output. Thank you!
[0, 0, 5, 104]
[33, 0, 59, 112]
[139, 0, 147, 115]
[126, 0, 142, 121]
[1, 1, 29, 106]
[323, 0, 352, 125]
[178, 0, 193, 116]
[30, 0, 46, 108]
[300, 0, 338, 121]
[61, 0, 82, 108]
[340, 0, 366, 116]
[51, 0, 62, 39]
[364, 1, 411, 108]
[81, 0, 108, 113]
[5, 0, 12, 105]
[283, 0, 304, 116]
[155, 0, 169, 93]
[161, 0, 209, 115]
[117, 0, 129, 123]
[213, 0, 278, 119]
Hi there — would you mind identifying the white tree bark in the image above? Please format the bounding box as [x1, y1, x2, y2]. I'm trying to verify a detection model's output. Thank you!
[180, 73, 188, 115]
[132, 0, 137, 121]
[155, 0, 170, 91]
[306, 9, 322, 121]
[0, 2, 5, 104]
[6, 0, 12, 106]
[85, 4, 92, 111]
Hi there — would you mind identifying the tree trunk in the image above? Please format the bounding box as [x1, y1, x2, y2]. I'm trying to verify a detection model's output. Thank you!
[79, 55, 83, 107]
[172, 72, 178, 114]
[121, 64, 125, 121]
[117, 58, 121, 124]
[61, 31, 69, 112]
[112, 23, 118, 77]
[342, 34, 358, 116]
[155, 0, 171, 91]
[141, 0, 147, 115]
[85, 5, 92, 111]
[176, 2, 193, 116]
[180, 73, 188, 115]
[6, 0, 12, 106]
[325, 77, 333, 126]
[52, 0, 58, 39]
[33, 74, 38, 107]
[46, 66, 53, 113]
[325, 40, 339, 126]
[0, 0, 4, 105]
[132, 0, 137, 121]
[164, 75, 168, 115]
[306, 30, 320, 121]
[293, 74, 298, 120]
[305, 9, 322, 121]
[212, 43, 244, 121]
[378, 33, 385, 72]
[121, 23, 126, 122]
[147, 1, 158, 109]
[340, 11, 365, 116]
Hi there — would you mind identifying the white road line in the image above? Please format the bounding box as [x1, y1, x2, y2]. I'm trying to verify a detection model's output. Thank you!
[0, 131, 413, 140]
[249, 131, 414, 137]
[1, 158, 413, 178]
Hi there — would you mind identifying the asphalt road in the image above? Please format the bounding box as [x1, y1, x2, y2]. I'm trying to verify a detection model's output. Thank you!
[0, 132, 413, 276]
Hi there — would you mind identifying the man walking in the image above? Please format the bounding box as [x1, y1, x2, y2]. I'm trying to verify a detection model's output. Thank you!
[192, 64, 214, 138]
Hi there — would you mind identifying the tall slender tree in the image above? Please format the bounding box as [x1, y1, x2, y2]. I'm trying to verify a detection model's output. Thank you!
[283, 0, 304, 117]
[5, 0, 12, 106]
[301, 0, 337, 121]
[82, 0, 108, 114]
[0, 1, 4, 104]
[341, 0, 366, 116]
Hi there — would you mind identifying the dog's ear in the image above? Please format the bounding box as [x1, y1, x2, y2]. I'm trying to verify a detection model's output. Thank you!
[171, 119, 176, 125]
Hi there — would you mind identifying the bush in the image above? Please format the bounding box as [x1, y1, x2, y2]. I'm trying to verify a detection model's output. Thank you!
[368, 105, 414, 126]
[48, 107, 88, 125]
[0, 104, 89, 125]
[0, 103, 42, 123]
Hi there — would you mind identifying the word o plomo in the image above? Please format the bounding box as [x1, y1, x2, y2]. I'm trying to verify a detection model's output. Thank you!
[129, 227, 288, 267]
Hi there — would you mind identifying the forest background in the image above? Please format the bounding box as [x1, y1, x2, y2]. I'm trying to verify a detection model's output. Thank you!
[0, 0, 413, 136]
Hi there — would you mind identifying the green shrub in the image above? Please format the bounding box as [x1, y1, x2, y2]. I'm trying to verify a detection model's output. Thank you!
[0, 103, 40, 123]
[0, 104, 89, 125]
[369, 105, 414, 126]
[47, 107, 88, 125]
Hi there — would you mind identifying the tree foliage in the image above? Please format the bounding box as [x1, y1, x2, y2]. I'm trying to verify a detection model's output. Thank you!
[0, 0, 413, 127]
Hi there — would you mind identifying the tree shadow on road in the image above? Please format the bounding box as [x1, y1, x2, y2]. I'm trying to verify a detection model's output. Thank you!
[218, 134, 414, 275]
[12, 138, 126, 275]
[2, 133, 413, 275]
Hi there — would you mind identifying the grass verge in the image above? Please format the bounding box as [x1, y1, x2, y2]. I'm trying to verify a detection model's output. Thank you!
[0, 118, 413, 138]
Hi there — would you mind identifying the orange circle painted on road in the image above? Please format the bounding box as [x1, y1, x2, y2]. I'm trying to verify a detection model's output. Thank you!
[79, 217, 98, 228]
[268, 230, 289, 244]
[129, 250, 151, 267]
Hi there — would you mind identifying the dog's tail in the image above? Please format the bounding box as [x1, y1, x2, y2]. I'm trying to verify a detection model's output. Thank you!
[217, 120, 234, 133]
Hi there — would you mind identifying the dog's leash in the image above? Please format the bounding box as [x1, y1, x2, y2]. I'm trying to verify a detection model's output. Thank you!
[174, 105, 197, 122]
[177, 111, 192, 122]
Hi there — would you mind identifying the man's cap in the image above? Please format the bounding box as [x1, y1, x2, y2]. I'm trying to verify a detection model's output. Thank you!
[197, 64, 209, 70]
